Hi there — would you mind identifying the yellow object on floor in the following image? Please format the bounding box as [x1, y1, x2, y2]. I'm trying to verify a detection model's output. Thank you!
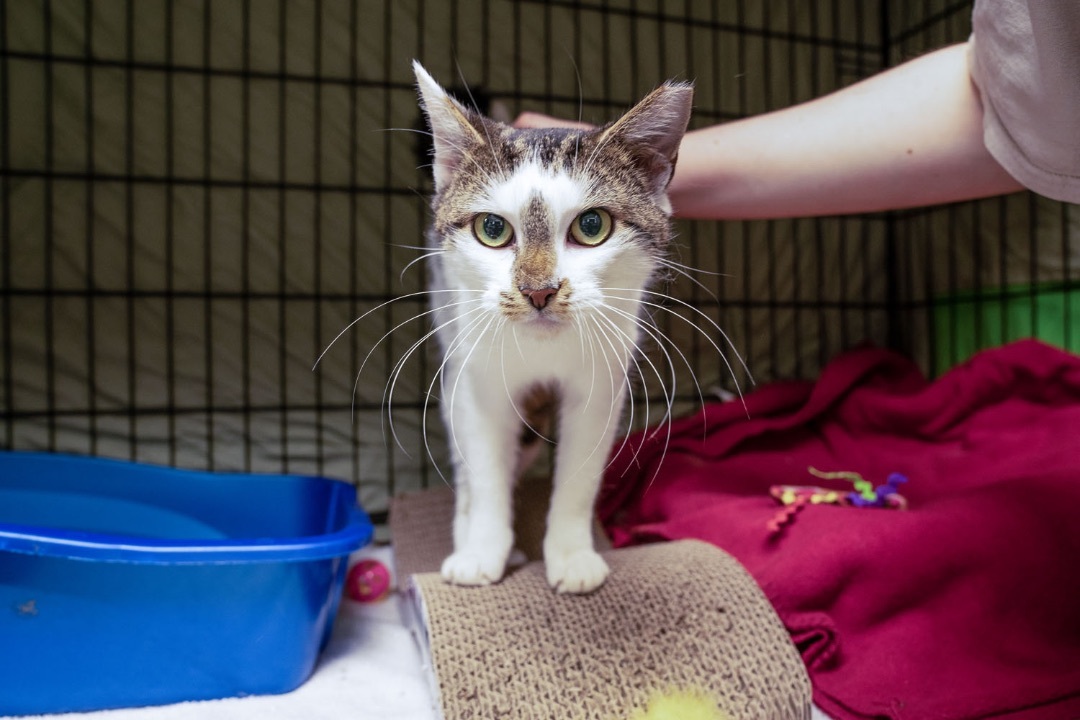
[627, 689, 730, 720]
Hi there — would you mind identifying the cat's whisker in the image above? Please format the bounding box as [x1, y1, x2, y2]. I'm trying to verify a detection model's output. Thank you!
[384, 335, 437, 458]
[659, 254, 731, 278]
[314, 288, 483, 371]
[656, 258, 723, 305]
[568, 314, 628, 477]
[347, 295, 486, 424]
[514, 321, 531, 362]
[445, 311, 502, 477]
[420, 309, 498, 481]
[381, 303, 487, 405]
[423, 317, 486, 490]
[354, 296, 485, 402]
[601, 286, 753, 413]
[400, 249, 446, 283]
[628, 300, 746, 422]
[376, 298, 486, 374]
[603, 301, 706, 423]
[592, 310, 675, 477]
[377, 126, 435, 138]
[599, 304, 700, 488]
[585, 312, 647, 473]
[602, 315, 686, 445]
[613, 307, 679, 405]
[584, 313, 626, 432]
[421, 370, 450, 488]
[380, 303, 489, 456]
[582, 321, 599, 415]
[587, 287, 695, 479]
[484, 316, 507, 374]
[570, 314, 598, 414]
[596, 309, 673, 428]
[594, 317, 669, 481]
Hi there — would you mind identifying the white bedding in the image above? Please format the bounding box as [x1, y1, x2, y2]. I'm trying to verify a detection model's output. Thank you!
[8, 544, 829, 720]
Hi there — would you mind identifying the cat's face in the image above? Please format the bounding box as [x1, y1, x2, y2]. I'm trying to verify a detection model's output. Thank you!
[415, 62, 693, 331]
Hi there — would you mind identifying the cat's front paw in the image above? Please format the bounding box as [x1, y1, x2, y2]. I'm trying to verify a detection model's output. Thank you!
[545, 549, 609, 594]
[441, 550, 507, 587]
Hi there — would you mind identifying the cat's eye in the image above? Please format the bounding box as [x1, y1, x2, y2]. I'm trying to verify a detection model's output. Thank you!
[569, 208, 613, 247]
[472, 213, 514, 248]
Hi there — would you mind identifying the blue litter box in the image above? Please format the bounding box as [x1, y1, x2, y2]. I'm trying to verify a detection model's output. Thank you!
[0, 452, 374, 716]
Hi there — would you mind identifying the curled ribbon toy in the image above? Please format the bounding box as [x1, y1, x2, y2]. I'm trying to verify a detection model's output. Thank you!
[767, 467, 909, 535]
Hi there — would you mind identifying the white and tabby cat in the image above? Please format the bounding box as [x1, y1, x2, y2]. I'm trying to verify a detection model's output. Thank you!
[413, 62, 693, 594]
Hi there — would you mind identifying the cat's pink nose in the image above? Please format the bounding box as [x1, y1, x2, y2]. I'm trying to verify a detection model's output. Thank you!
[523, 286, 558, 310]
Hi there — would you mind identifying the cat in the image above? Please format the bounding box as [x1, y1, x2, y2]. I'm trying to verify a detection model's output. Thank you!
[413, 61, 693, 594]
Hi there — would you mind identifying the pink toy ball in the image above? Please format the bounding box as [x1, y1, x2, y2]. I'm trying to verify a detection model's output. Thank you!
[345, 559, 392, 603]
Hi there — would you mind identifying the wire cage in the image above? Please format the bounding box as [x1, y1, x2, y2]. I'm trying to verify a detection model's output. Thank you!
[1, 0, 1076, 525]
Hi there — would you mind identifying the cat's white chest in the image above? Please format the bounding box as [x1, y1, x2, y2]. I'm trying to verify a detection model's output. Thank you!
[467, 318, 629, 394]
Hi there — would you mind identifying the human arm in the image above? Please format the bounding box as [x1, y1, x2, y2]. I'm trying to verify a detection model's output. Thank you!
[516, 43, 1024, 219]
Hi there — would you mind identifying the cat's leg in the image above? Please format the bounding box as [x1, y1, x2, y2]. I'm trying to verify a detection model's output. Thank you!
[542, 384, 623, 593]
[439, 371, 519, 586]
[450, 475, 470, 551]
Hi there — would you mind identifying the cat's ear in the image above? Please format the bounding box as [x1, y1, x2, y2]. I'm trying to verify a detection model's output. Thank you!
[599, 81, 694, 207]
[413, 61, 485, 192]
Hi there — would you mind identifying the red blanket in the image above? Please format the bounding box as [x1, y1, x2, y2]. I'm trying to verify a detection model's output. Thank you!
[599, 341, 1080, 720]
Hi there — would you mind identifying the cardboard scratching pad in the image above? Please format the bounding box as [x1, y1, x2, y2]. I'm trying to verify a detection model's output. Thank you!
[390, 487, 812, 720]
